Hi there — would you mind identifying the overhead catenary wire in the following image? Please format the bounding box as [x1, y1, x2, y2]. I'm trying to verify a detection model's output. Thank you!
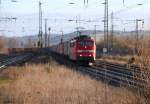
[86, 0, 150, 20]
[5, 0, 150, 25]
[2, 0, 150, 37]
[111, 0, 150, 16]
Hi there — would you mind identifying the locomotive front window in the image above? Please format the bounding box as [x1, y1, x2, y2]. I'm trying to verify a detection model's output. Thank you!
[79, 41, 93, 46]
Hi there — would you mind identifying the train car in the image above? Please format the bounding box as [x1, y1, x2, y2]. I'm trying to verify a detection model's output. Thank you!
[69, 35, 96, 64]
[24, 48, 40, 53]
[63, 41, 69, 56]
[8, 48, 24, 54]
[50, 35, 96, 65]
[8, 48, 39, 54]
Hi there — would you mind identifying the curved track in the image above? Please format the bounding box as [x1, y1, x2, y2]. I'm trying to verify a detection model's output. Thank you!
[93, 61, 150, 87]
[0, 53, 34, 71]
[47, 50, 150, 90]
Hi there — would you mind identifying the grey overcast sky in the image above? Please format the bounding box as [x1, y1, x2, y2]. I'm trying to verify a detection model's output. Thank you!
[0, 0, 150, 37]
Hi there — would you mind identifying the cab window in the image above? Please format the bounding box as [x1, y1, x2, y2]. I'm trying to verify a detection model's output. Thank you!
[79, 41, 93, 46]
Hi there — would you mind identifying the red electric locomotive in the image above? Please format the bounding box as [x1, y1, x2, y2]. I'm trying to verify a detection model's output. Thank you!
[50, 35, 96, 65]
[69, 35, 96, 64]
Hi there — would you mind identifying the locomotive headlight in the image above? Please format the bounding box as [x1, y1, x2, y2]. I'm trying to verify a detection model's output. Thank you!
[79, 54, 83, 57]
[89, 54, 92, 57]
[77, 50, 82, 53]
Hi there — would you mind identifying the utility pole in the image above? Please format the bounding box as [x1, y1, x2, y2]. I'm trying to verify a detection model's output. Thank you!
[135, 19, 139, 54]
[48, 27, 51, 47]
[110, 12, 114, 52]
[45, 18, 47, 48]
[103, 2, 109, 104]
[103, 0, 109, 54]
[103, 2, 109, 103]
[94, 25, 99, 44]
[84, 0, 88, 6]
[76, 16, 79, 36]
[60, 30, 64, 43]
[94, 25, 97, 43]
[38, 0, 43, 48]
[106, 0, 109, 54]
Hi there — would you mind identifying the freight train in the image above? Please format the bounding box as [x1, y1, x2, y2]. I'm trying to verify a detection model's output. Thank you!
[8, 48, 39, 54]
[50, 35, 96, 65]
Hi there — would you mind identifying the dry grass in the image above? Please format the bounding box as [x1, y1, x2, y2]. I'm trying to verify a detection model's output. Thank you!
[98, 55, 130, 64]
[136, 40, 150, 70]
[0, 61, 148, 104]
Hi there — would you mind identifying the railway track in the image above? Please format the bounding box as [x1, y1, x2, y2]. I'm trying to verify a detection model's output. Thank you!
[95, 60, 149, 75]
[80, 65, 149, 88]
[94, 60, 150, 84]
[0, 53, 34, 70]
[0, 54, 19, 62]
[48, 51, 150, 91]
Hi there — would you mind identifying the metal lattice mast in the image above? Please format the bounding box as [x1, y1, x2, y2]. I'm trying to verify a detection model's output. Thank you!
[84, 0, 88, 6]
[45, 18, 47, 48]
[38, 0, 43, 48]
[135, 19, 144, 55]
[48, 27, 51, 47]
[104, 0, 109, 54]
[110, 12, 114, 52]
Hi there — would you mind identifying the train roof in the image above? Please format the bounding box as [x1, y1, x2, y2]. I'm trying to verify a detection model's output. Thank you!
[73, 35, 92, 40]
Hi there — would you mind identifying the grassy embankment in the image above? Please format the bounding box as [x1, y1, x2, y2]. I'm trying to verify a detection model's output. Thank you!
[0, 59, 148, 104]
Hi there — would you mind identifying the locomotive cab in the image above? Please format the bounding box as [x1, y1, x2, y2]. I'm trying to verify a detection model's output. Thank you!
[69, 35, 96, 65]
[77, 38, 96, 62]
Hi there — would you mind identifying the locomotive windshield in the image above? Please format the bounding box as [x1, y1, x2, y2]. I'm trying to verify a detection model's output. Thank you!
[79, 41, 93, 46]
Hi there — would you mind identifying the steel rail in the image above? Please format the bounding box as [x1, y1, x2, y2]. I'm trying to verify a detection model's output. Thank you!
[0, 53, 33, 70]
[95, 60, 149, 77]
[92, 65, 147, 82]
[46, 50, 150, 90]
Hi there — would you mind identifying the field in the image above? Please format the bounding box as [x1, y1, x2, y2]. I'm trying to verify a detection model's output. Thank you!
[0, 58, 148, 104]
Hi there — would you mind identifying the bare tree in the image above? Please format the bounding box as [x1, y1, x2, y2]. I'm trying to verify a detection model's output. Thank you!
[0, 36, 5, 51]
